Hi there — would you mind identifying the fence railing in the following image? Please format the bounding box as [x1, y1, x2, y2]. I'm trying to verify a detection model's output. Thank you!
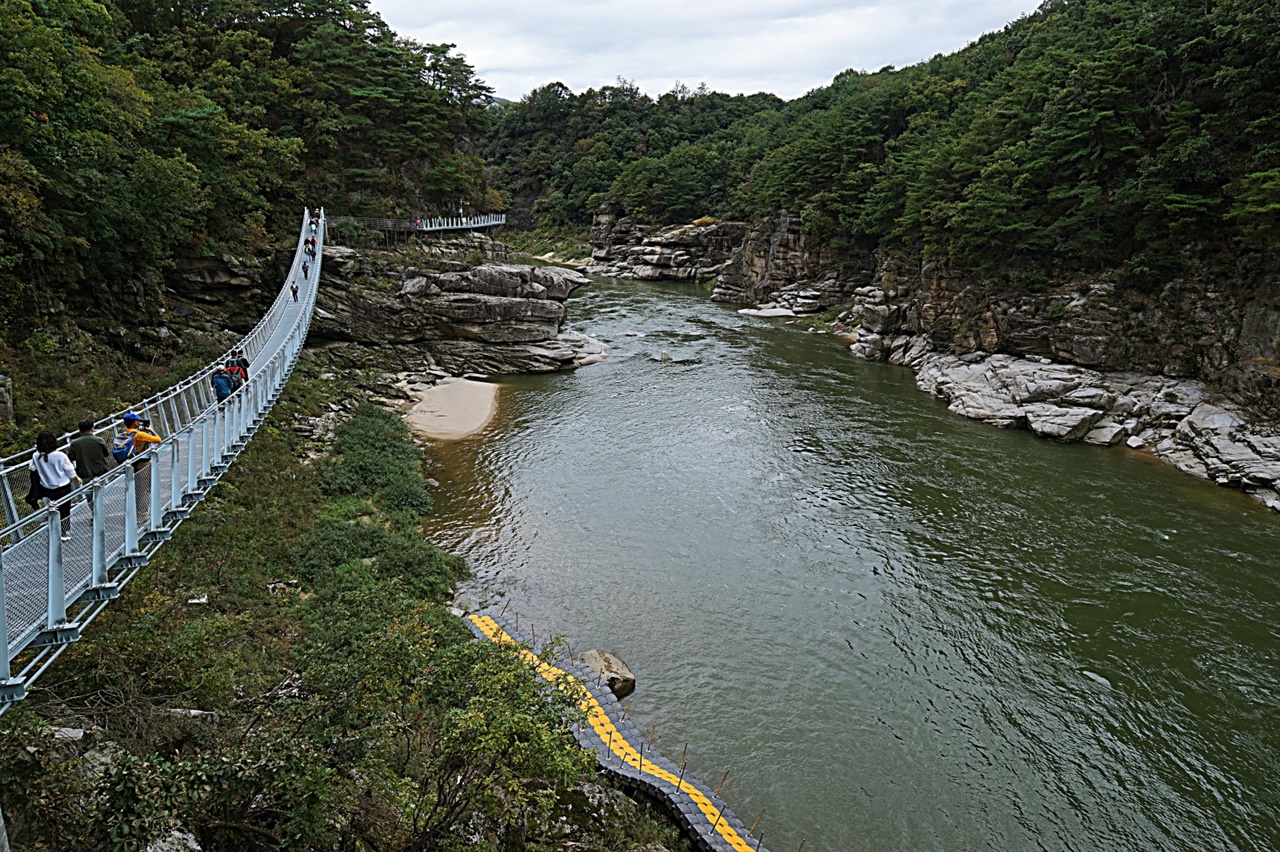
[329, 212, 505, 232]
[0, 209, 324, 706]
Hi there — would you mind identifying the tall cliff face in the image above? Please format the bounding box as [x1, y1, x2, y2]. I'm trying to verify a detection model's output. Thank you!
[588, 208, 746, 283]
[864, 251, 1280, 421]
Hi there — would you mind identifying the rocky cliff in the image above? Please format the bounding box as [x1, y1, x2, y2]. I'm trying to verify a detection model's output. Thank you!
[588, 208, 746, 283]
[312, 240, 599, 374]
[589, 207, 1280, 511]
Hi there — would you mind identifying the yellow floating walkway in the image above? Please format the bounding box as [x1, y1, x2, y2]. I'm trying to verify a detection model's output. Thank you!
[468, 612, 767, 852]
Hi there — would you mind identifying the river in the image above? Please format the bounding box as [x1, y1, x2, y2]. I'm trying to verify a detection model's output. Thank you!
[420, 276, 1280, 851]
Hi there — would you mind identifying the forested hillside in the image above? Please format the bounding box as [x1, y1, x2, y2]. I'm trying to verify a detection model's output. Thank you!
[0, 0, 498, 337]
[484, 80, 782, 227]
[487, 0, 1280, 273]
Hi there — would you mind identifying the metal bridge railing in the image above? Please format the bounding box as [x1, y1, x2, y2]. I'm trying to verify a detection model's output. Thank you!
[329, 212, 505, 232]
[0, 208, 324, 706]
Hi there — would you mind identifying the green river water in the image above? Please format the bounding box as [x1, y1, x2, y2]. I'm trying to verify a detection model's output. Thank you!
[420, 277, 1280, 851]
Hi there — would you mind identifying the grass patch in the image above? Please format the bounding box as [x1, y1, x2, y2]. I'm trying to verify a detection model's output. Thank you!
[502, 224, 592, 260]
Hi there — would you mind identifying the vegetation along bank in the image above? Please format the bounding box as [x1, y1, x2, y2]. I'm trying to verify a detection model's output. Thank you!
[0, 362, 687, 851]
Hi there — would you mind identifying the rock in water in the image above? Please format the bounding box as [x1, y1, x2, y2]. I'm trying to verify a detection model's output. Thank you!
[579, 649, 636, 699]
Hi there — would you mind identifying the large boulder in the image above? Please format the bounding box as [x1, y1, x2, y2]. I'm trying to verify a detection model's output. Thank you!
[579, 649, 636, 700]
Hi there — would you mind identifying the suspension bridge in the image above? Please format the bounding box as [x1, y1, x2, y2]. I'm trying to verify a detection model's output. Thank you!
[0, 209, 325, 705]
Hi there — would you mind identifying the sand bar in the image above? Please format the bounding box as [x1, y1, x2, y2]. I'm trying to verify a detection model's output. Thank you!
[403, 378, 499, 440]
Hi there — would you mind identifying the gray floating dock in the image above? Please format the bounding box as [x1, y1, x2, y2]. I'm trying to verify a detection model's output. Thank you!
[467, 612, 766, 852]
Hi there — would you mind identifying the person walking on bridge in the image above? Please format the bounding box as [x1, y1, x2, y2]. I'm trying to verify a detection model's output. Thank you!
[291, 281, 299, 302]
[123, 413, 161, 523]
[68, 419, 111, 482]
[30, 430, 81, 539]
[211, 366, 234, 401]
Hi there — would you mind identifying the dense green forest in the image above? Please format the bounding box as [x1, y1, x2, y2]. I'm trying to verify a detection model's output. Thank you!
[486, 0, 1280, 272]
[0, 0, 499, 336]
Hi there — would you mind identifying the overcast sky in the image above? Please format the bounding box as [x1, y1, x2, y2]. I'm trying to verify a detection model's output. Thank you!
[369, 0, 1044, 101]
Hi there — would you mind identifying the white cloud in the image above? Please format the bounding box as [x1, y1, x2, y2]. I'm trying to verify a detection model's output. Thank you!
[370, 0, 1043, 101]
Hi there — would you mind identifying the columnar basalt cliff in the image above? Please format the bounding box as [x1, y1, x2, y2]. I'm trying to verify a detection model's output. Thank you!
[590, 208, 1280, 510]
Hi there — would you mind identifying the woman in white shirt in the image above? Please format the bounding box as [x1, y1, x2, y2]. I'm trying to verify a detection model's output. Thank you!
[31, 430, 81, 540]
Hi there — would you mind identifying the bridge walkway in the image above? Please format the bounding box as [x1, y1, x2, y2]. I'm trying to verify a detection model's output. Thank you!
[329, 212, 505, 234]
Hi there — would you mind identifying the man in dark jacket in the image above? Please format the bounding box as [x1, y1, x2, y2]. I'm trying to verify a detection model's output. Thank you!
[67, 419, 112, 481]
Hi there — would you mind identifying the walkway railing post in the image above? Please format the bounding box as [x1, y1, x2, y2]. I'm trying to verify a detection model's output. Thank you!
[149, 451, 161, 532]
[0, 552, 11, 683]
[91, 481, 106, 587]
[186, 426, 198, 493]
[170, 440, 181, 511]
[124, 465, 139, 556]
[213, 406, 224, 462]
[46, 512, 66, 627]
[197, 420, 208, 479]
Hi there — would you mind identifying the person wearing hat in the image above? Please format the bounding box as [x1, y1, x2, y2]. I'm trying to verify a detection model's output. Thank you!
[123, 413, 162, 456]
[211, 366, 234, 401]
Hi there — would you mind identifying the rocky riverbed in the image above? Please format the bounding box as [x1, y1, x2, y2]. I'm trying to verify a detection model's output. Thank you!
[904, 346, 1280, 511]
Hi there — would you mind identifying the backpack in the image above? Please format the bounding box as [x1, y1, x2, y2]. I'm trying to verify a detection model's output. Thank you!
[111, 431, 136, 463]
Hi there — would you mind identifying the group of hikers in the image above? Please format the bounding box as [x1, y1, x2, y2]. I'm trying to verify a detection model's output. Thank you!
[23, 348, 252, 538]
[293, 236, 318, 302]
[20, 223, 315, 538]
[211, 349, 250, 402]
[26, 414, 160, 539]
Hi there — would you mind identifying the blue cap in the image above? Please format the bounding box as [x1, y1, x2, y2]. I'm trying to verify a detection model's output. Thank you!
[122, 412, 141, 422]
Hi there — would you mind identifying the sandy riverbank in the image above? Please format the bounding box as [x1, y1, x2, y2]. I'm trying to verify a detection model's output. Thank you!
[403, 377, 499, 440]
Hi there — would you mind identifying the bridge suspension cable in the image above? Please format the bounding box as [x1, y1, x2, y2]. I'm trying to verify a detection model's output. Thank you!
[0, 209, 324, 708]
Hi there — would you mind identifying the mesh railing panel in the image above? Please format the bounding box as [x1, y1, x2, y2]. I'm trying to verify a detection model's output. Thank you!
[154, 448, 174, 518]
[102, 476, 127, 568]
[62, 498, 94, 602]
[4, 525, 50, 649]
